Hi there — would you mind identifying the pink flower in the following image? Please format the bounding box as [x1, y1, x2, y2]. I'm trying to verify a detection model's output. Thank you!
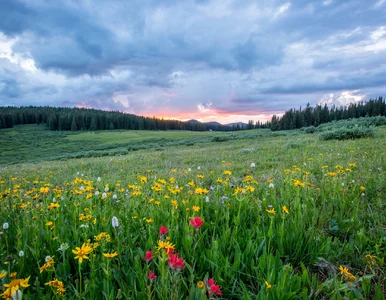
[149, 270, 157, 281]
[206, 278, 222, 296]
[144, 250, 153, 263]
[207, 278, 215, 286]
[209, 284, 222, 296]
[190, 216, 204, 229]
[168, 253, 185, 270]
[159, 225, 169, 236]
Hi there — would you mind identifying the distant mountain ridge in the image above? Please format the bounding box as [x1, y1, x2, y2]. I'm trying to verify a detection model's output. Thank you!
[186, 119, 248, 128]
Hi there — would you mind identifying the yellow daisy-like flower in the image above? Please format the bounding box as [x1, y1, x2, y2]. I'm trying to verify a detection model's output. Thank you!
[223, 170, 232, 175]
[1, 276, 30, 299]
[157, 240, 175, 252]
[72, 243, 93, 264]
[192, 206, 200, 212]
[145, 218, 153, 223]
[103, 252, 118, 259]
[197, 281, 205, 289]
[266, 208, 276, 216]
[45, 221, 53, 226]
[47, 202, 60, 210]
[282, 206, 289, 214]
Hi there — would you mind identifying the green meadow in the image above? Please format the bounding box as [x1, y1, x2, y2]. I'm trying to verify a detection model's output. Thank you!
[0, 125, 385, 299]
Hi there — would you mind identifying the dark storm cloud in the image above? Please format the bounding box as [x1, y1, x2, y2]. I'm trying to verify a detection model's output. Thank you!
[0, 0, 386, 119]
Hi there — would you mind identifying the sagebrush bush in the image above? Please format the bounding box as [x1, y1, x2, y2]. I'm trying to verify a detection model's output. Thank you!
[319, 127, 375, 140]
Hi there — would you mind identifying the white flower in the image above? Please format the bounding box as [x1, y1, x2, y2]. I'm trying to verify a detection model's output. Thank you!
[12, 290, 22, 300]
[197, 166, 201, 170]
[81, 173, 84, 177]
[205, 197, 210, 203]
[19, 251, 24, 257]
[52, 198, 56, 202]
[95, 191, 100, 196]
[250, 163, 256, 168]
[361, 193, 365, 197]
[188, 168, 192, 172]
[76, 172, 80, 175]
[112, 216, 119, 228]
[45, 256, 52, 262]
[112, 194, 117, 200]
[80, 186, 85, 191]
[104, 186, 109, 192]
[97, 177, 102, 182]
[102, 192, 107, 198]
[3, 222, 9, 230]
[57, 243, 70, 252]
[268, 183, 275, 189]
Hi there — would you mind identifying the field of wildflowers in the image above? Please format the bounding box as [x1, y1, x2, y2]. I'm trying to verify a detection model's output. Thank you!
[0, 127, 385, 299]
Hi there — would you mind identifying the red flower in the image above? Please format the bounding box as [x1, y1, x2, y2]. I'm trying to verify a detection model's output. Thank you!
[159, 225, 169, 236]
[168, 253, 185, 270]
[209, 284, 222, 296]
[190, 216, 204, 229]
[144, 250, 153, 263]
[207, 278, 215, 287]
[149, 270, 157, 281]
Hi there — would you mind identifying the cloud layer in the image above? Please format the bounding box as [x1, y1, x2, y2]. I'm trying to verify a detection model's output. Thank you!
[1, 0, 386, 123]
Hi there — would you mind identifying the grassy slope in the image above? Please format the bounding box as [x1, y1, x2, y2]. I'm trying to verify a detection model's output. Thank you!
[0, 125, 230, 165]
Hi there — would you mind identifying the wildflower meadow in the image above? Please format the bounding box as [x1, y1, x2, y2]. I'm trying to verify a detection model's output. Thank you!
[0, 128, 385, 299]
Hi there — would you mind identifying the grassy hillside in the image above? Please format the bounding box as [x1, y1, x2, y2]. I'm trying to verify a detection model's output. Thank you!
[0, 125, 385, 299]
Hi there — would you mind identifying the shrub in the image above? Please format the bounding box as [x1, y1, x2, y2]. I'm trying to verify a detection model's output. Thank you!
[319, 127, 375, 141]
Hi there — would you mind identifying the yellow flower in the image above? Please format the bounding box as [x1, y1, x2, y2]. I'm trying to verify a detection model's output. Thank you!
[282, 206, 289, 214]
[265, 281, 272, 290]
[192, 206, 200, 212]
[157, 240, 175, 252]
[103, 252, 118, 259]
[45, 221, 53, 226]
[9, 272, 17, 278]
[266, 208, 276, 216]
[223, 170, 232, 175]
[95, 232, 111, 242]
[339, 265, 356, 282]
[197, 281, 205, 289]
[47, 202, 60, 210]
[45, 279, 66, 295]
[72, 243, 93, 264]
[0, 270, 7, 279]
[1, 276, 30, 299]
[360, 186, 365, 191]
[146, 218, 153, 223]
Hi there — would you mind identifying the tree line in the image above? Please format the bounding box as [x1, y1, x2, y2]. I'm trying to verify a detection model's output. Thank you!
[0, 106, 251, 132]
[270, 97, 385, 131]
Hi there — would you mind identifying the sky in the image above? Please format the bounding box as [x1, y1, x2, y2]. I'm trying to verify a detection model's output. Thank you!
[1, 0, 386, 124]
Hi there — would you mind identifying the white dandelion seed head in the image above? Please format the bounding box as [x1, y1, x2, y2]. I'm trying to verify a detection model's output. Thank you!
[19, 250, 24, 257]
[97, 177, 102, 182]
[102, 192, 107, 198]
[112, 216, 119, 228]
[3, 222, 9, 230]
[11, 290, 22, 300]
[95, 191, 100, 196]
[104, 186, 109, 192]
[45, 256, 51, 262]
[112, 194, 117, 200]
[52, 198, 56, 202]
[205, 197, 210, 203]
[197, 166, 201, 170]
[250, 163, 256, 168]
[361, 193, 365, 197]
[268, 183, 275, 189]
